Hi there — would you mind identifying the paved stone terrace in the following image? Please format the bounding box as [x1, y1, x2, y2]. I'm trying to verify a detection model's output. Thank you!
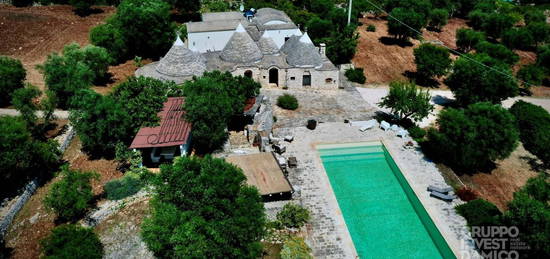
[274, 122, 479, 258]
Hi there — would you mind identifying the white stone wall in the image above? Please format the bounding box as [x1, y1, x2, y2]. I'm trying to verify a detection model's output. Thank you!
[265, 29, 302, 48]
[233, 66, 338, 89]
[188, 30, 235, 53]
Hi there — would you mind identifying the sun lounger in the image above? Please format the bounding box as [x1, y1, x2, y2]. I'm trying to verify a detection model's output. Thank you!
[427, 185, 453, 194]
[397, 129, 409, 138]
[380, 121, 391, 131]
[273, 144, 286, 154]
[284, 135, 294, 142]
[430, 191, 456, 202]
[391, 124, 400, 131]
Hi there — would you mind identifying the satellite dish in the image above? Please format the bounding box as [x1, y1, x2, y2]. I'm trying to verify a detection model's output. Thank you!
[239, 4, 244, 12]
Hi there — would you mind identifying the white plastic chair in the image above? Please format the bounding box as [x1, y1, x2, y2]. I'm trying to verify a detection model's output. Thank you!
[380, 121, 391, 131]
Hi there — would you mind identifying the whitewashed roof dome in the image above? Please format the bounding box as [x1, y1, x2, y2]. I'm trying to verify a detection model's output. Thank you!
[280, 32, 322, 67]
[155, 36, 206, 77]
[257, 32, 279, 55]
[220, 23, 263, 63]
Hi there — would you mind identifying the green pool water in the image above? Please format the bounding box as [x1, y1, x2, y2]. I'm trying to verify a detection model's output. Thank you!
[318, 142, 455, 259]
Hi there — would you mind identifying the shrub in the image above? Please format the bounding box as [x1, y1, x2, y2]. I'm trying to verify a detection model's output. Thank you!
[408, 125, 426, 141]
[425, 102, 519, 171]
[456, 187, 478, 202]
[43, 166, 97, 222]
[0, 56, 26, 106]
[104, 175, 143, 200]
[277, 94, 299, 110]
[474, 41, 519, 65]
[280, 236, 313, 259]
[413, 43, 452, 79]
[537, 45, 550, 73]
[69, 0, 93, 15]
[41, 224, 103, 259]
[366, 24, 376, 32]
[276, 203, 310, 229]
[509, 100, 550, 165]
[456, 28, 485, 52]
[0, 116, 60, 198]
[445, 54, 518, 106]
[344, 67, 366, 84]
[455, 199, 501, 227]
[378, 81, 434, 123]
[517, 64, 545, 88]
[62, 43, 113, 82]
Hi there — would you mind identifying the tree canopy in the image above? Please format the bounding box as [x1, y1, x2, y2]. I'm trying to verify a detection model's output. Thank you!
[413, 43, 452, 79]
[456, 28, 485, 52]
[425, 102, 519, 171]
[41, 224, 103, 259]
[43, 166, 97, 222]
[509, 100, 550, 165]
[387, 8, 425, 41]
[379, 81, 434, 123]
[445, 54, 518, 106]
[141, 155, 265, 258]
[0, 56, 26, 106]
[0, 116, 60, 198]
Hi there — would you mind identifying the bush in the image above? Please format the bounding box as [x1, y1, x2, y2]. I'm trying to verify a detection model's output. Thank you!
[445, 54, 518, 106]
[280, 236, 313, 259]
[413, 43, 452, 79]
[41, 224, 103, 259]
[366, 24, 376, 32]
[455, 199, 501, 227]
[344, 67, 366, 84]
[12, 0, 34, 7]
[425, 102, 519, 171]
[62, 43, 113, 82]
[104, 175, 143, 200]
[474, 41, 519, 65]
[43, 166, 97, 222]
[456, 187, 478, 202]
[0, 56, 26, 106]
[277, 94, 299, 110]
[276, 203, 310, 229]
[456, 28, 485, 52]
[509, 100, 550, 165]
[408, 125, 426, 141]
[0, 116, 60, 198]
[537, 45, 550, 73]
[69, 0, 93, 14]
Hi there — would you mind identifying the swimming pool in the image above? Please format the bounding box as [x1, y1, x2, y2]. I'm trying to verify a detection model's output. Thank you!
[317, 142, 455, 259]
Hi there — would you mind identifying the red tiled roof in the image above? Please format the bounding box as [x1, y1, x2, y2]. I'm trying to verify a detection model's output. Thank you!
[129, 97, 192, 149]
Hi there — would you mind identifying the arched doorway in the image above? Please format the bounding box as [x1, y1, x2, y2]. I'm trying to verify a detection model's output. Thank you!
[244, 70, 253, 78]
[269, 68, 278, 86]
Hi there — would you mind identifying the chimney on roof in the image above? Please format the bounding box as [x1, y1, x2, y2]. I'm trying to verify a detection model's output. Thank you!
[319, 43, 326, 56]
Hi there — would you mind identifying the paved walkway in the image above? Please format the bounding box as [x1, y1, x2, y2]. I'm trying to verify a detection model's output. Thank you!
[0, 109, 69, 119]
[356, 86, 550, 127]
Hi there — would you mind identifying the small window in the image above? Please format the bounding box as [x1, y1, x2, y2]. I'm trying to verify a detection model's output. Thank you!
[193, 42, 196, 46]
[207, 36, 210, 39]
[263, 76, 266, 79]
[325, 78, 333, 83]
[244, 70, 253, 78]
[290, 77, 295, 80]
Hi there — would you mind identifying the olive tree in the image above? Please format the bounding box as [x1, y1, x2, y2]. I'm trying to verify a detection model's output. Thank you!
[425, 102, 519, 171]
[456, 28, 485, 52]
[387, 8, 425, 41]
[378, 81, 434, 123]
[142, 155, 265, 258]
[509, 100, 550, 165]
[41, 224, 103, 259]
[0, 56, 26, 106]
[445, 54, 518, 106]
[413, 43, 452, 79]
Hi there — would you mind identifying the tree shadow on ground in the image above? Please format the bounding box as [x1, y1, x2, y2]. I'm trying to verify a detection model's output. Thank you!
[93, 72, 115, 87]
[378, 36, 413, 47]
[171, 11, 201, 23]
[426, 26, 442, 33]
[403, 71, 440, 88]
[74, 8, 104, 17]
[431, 94, 454, 106]
[519, 156, 549, 173]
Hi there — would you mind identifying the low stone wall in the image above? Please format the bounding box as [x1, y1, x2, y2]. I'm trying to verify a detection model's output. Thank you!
[0, 126, 76, 239]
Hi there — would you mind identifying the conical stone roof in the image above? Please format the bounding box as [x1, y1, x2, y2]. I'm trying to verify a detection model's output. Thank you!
[220, 23, 263, 63]
[257, 32, 279, 55]
[281, 32, 322, 67]
[155, 36, 206, 77]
